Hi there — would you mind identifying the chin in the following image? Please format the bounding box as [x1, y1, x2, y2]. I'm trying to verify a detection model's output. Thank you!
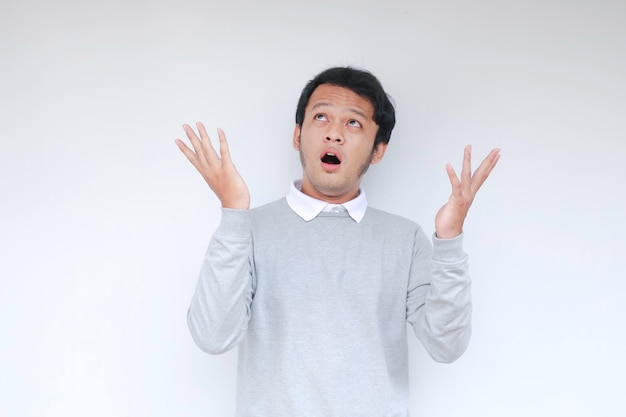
[318, 182, 359, 200]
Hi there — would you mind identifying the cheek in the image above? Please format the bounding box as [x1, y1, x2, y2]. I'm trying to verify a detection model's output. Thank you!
[298, 129, 319, 151]
[298, 138, 317, 161]
[300, 124, 320, 139]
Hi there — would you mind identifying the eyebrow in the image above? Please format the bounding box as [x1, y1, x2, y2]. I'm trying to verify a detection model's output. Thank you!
[310, 102, 370, 120]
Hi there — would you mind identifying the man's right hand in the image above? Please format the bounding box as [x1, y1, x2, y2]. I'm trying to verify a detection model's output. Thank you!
[175, 122, 250, 210]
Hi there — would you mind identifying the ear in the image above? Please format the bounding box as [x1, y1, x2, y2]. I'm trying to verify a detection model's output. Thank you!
[293, 125, 301, 150]
[370, 142, 388, 165]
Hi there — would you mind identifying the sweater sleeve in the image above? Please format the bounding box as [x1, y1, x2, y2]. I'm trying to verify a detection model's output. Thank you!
[187, 208, 254, 355]
[406, 228, 471, 363]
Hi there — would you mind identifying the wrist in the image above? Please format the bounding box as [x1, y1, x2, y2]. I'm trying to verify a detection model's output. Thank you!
[221, 202, 250, 210]
[220, 195, 250, 210]
[435, 224, 463, 239]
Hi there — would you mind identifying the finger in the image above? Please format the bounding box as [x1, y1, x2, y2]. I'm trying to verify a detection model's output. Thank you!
[216, 128, 232, 162]
[446, 163, 462, 195]
[471, 148, 501, 193]
[174, 138, 202, 169]
[461, 145, 472, 194]
[196, 122, 220, 163]
[183, 123, 205, 158]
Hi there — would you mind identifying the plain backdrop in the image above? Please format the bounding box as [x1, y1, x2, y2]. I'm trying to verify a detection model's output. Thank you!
[1, 0, 625, 416]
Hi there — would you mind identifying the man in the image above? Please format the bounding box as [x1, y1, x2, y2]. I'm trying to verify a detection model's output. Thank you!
[175, 67, 500, 416]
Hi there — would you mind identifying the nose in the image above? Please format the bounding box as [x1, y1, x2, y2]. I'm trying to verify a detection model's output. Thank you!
[324, 124, 344, 143]
[325, 135, 343, 143]
[325, 120, 345, 145]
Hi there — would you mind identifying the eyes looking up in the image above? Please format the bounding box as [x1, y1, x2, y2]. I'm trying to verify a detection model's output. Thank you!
[313, 113, 362, 128]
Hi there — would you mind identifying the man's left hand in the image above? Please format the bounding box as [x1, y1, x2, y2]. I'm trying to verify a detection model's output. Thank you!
[435, 146, 501, 239]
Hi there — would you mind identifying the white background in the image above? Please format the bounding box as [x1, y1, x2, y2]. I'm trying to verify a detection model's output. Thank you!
[1, 0, 625, 416]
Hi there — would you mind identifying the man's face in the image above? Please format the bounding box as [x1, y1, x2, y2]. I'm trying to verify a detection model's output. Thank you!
[293, 84, 387, 204]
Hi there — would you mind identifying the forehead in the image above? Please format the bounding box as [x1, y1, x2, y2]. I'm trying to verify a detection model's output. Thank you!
[306, 84, 374, 119]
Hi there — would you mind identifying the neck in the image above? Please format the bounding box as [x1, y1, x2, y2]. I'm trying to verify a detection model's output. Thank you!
[300, 181, 359, 204]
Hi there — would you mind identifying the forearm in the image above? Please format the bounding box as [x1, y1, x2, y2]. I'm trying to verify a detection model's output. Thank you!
[409, 233, 472, 363]
[187, 208, 254, 354]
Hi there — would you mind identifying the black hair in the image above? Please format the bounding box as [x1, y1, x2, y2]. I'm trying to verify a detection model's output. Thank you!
[295, 67, 396, 146]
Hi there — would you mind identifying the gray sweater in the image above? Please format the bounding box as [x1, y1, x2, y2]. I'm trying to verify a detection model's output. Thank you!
[188, 198, 471, 417]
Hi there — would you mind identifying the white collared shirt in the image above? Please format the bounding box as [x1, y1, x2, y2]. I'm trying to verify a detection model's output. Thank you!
[285, 180, 367, 223]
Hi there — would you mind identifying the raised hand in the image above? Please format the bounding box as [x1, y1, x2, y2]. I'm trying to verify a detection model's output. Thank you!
[175, 122, 250, 210]
[435, 146, 501, 239]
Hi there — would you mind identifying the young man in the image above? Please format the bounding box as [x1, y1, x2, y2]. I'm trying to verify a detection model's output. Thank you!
[175, 67, 500, 416]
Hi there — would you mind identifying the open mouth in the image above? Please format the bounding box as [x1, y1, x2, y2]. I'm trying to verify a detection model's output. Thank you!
[321, 152, 341, 165]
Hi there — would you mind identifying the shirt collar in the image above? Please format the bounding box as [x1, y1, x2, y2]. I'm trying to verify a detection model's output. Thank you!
[286, 180, 368, 223]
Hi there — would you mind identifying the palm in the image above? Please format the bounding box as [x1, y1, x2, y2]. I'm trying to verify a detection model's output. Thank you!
[435, 146, 500, 239]
[175, 123, 250, 210]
